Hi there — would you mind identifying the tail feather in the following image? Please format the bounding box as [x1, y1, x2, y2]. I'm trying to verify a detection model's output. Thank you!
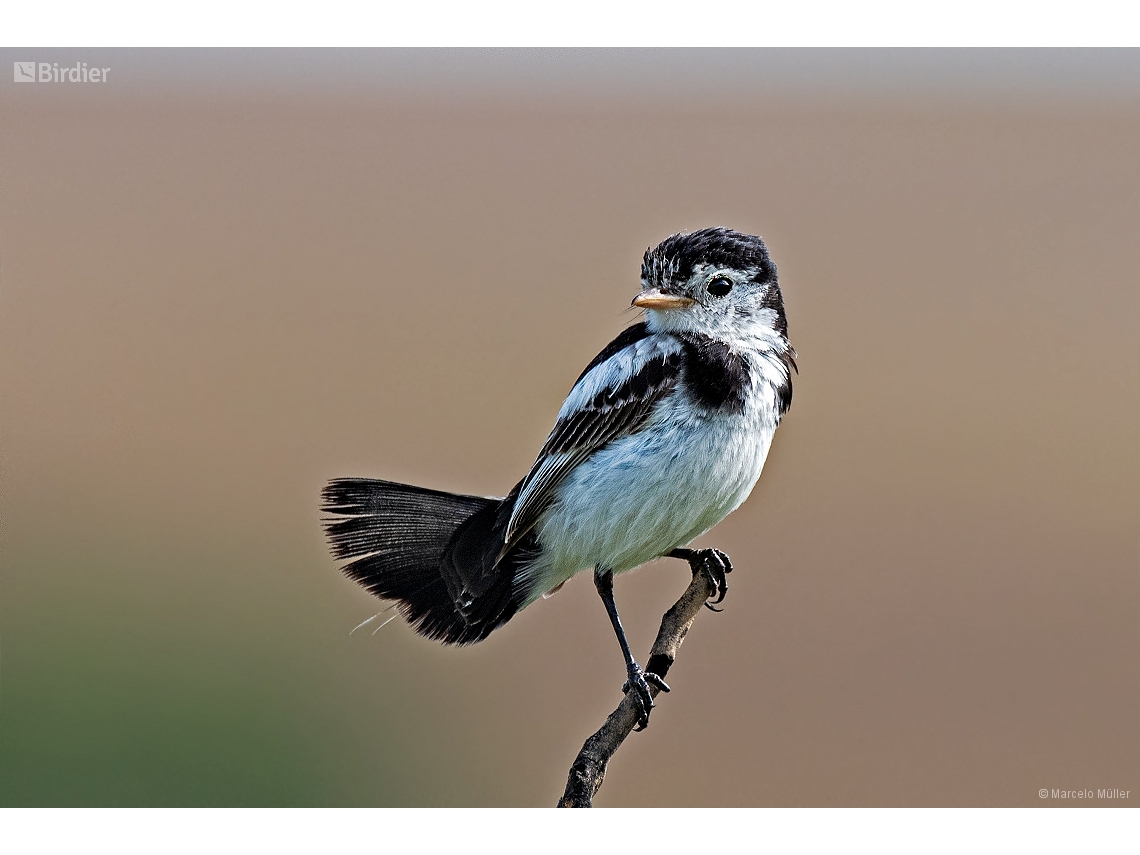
[321, 478, 524, 645]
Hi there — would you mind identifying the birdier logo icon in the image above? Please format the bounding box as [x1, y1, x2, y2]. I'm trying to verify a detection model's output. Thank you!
[14, 62, 36, 82]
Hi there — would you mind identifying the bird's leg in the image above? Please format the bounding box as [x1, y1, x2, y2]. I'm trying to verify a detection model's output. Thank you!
[667, 548, 733, 611]
[593, 566, 671, 731]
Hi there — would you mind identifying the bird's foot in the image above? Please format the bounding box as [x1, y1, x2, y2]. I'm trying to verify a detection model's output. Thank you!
[622, 661, 671, 731]
[670, 547, 733, 610]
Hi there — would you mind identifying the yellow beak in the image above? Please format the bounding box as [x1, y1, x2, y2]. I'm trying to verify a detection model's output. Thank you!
[632, 290, 696, 310]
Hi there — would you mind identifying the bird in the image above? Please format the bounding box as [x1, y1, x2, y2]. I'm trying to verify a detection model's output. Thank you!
[321, 227, 796, 729]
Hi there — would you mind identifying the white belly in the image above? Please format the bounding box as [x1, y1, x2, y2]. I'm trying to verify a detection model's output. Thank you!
[519, 399, 775, 604]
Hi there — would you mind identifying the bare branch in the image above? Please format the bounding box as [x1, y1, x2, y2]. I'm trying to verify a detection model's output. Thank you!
[557, 567, 718, 807]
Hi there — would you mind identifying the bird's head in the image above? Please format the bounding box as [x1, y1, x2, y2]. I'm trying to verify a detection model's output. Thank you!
[634, 227, 789, 348]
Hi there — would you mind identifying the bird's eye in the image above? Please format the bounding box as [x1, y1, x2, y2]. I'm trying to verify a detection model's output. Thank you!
[707, 276, 732, 297]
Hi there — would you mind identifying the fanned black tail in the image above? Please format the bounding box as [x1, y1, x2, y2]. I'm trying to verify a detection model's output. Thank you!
[320, 478, 528, 645]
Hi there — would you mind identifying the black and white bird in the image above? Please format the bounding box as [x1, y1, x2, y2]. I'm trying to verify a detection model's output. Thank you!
[322, 227, 796, 728]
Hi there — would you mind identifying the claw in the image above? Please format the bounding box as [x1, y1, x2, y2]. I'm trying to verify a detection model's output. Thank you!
[670, 547, 732, 609]
[710, 550, 731, 601]
[623, 662, 658, 730]
[720, 551, 734, 575]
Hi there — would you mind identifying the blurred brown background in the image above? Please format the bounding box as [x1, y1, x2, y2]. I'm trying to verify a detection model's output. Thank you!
[1, 49, 1136, 806]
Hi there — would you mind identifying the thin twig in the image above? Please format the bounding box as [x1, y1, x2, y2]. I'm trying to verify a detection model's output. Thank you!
[557, 567, 718, 807]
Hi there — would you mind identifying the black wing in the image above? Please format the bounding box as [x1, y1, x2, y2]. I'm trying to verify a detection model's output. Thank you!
[501, 324, 683, 556]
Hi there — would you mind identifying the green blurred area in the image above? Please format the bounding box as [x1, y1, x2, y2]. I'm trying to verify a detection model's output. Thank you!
[3, 539, 351, 805]
[1, 531, 551, 806]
